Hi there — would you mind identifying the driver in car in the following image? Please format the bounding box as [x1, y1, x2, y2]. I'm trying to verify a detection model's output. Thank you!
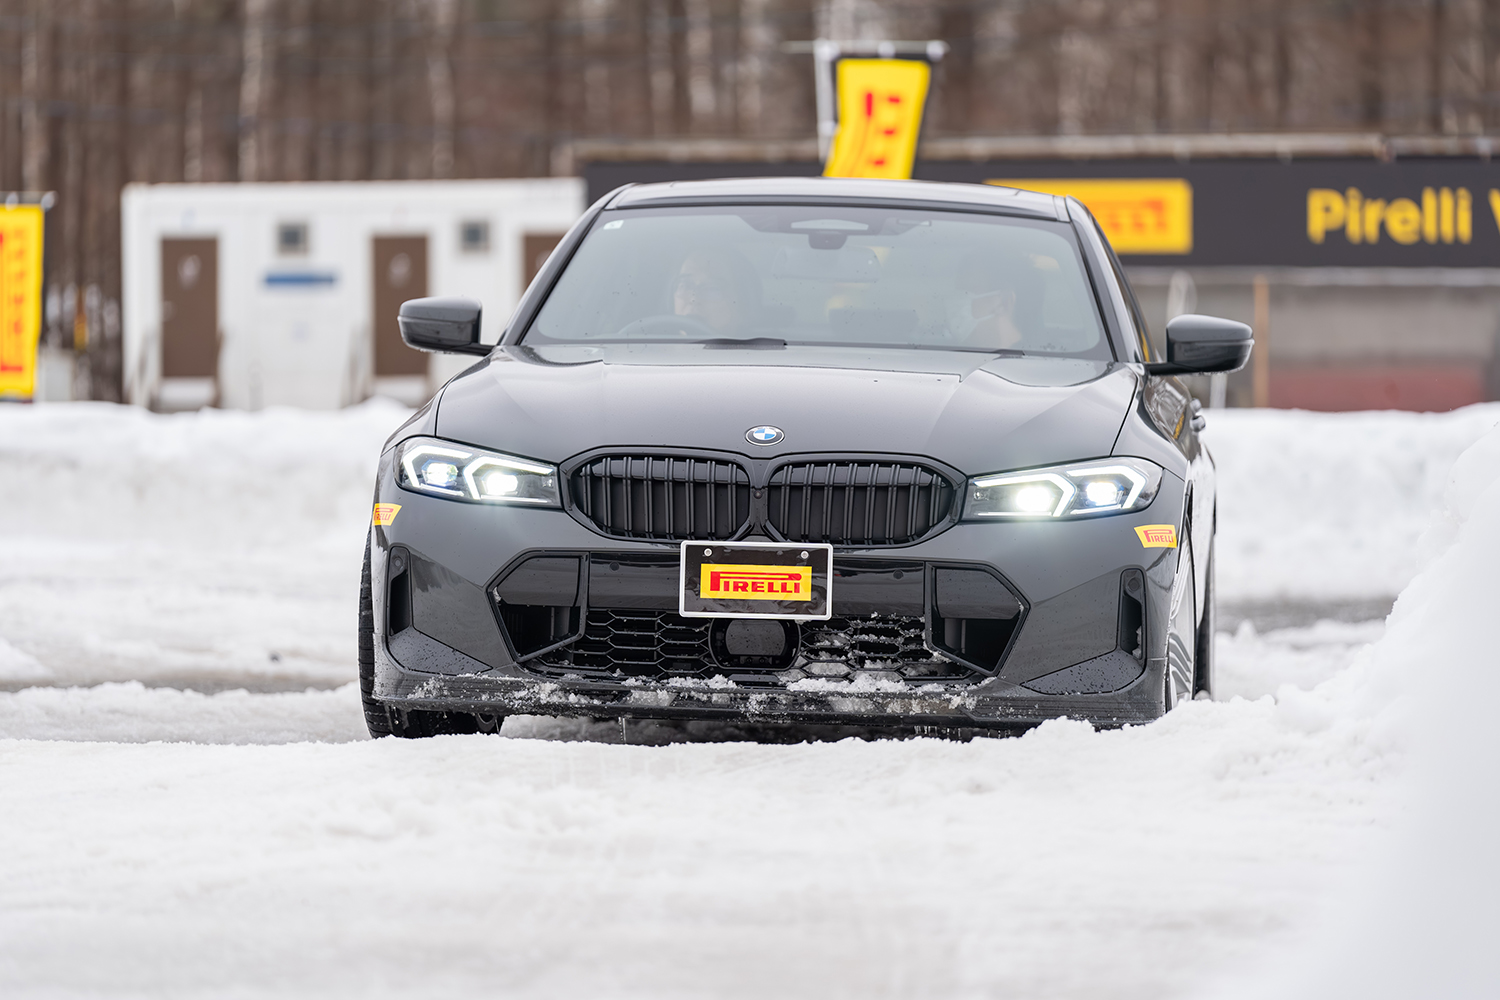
[671, 249, 761, 335]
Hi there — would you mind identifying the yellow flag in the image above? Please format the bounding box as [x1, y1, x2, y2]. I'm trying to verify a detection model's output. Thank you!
[0, 205, 45, 400]
[823, 59, 930, 180]
[988, 178, 1194, 254]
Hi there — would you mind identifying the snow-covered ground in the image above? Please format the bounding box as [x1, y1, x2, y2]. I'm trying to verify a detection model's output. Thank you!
[1, 400, 1497, 998]
[0, 401, 401, 690]
[1207, 405, 1500, 607]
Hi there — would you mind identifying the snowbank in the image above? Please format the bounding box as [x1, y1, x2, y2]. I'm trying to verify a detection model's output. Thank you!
[1205, 404, 1500, 602]
[1215, 619, 1384, 701]
[0, 635, 48, 683]
[1237, 417, 1500, 1000]
[0, 682, 368, 744]
[0, 400, 411, 688]
[0, 399, 409, 544]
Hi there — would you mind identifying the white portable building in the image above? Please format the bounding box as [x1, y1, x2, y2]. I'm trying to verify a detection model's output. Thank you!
[122, 178, 585, 410]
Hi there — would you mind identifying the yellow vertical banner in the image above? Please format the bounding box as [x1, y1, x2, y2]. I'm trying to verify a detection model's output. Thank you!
[823, 59, 930, 180]
[0, 205, 44, 400]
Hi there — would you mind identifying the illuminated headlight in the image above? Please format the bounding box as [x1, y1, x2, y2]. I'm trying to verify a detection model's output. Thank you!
[965, 458, 1162, 519]
[396, 437, 560, 506]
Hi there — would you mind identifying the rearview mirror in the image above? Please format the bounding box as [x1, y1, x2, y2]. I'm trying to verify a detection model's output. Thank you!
[1144, 314, 1253, 376]
[770, 246, 880, 283]
[398, 297, 488, 355]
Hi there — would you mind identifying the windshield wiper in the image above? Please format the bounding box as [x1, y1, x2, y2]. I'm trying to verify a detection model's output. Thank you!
[699, 337, 787, 349]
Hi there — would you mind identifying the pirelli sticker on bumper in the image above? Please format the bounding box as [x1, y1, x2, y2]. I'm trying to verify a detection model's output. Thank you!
[1135, 524, 1178, 548]
[700, 564, 812, 601]
[373, 503, 401, 526]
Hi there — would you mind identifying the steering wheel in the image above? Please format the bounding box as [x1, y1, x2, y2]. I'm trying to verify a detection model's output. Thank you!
[619, 314, 719, 339]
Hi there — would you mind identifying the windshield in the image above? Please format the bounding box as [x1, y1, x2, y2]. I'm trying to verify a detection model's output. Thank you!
[524, 205, 1112, 358]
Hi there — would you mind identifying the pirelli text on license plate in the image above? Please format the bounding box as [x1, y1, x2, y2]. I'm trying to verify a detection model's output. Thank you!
[679, 540, 833, 620]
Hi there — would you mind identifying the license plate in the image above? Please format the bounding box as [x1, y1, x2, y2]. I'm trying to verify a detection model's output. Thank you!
[679, 540, 833, 620]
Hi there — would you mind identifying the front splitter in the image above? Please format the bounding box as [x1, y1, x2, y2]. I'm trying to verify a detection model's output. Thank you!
[376, 669, 1164, 732]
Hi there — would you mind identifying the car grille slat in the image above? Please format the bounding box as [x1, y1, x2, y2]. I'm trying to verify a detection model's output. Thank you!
[766, 460, 956, 546]
[663, 459, 675, 533]
[906, 469, 920, 539]
[570, 454, 751, 541]
[840, 462, 854, 542]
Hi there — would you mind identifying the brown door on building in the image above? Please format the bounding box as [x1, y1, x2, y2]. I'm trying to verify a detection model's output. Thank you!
[523, 232, 567, 290]
[161, 238, 218, 377]
[373, 235, 429, 376]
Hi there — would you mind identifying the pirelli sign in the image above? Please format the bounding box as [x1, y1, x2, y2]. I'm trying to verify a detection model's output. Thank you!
[934, 158, 1500, 267]
[987, 178, 1194, 254]
[700, 564, 813, 601]
[680, 541, 833, 620]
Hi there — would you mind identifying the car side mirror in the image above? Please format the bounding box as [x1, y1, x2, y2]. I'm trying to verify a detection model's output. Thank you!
[1144, 314, 1253, 376]
[397, 297, 488, 356]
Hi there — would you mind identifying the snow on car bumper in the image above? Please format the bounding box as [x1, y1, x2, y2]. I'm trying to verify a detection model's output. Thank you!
[374, 661, 1167, 731]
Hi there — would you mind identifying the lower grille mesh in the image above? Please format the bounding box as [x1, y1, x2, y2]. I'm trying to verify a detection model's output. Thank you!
[528, 609, 980, 686]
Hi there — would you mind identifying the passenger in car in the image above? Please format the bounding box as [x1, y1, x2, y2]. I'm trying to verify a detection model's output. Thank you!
[947, 251, 1045, 351]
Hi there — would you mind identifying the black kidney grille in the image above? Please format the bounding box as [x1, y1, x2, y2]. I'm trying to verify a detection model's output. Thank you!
[571, 455, 751, 540]
[767, 461, 955, 545]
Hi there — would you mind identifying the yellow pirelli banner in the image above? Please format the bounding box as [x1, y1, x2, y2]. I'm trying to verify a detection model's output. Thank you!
[823, 59, 931, 180]
[987, 178, 1194, 255]
[0, 205, 44, 400]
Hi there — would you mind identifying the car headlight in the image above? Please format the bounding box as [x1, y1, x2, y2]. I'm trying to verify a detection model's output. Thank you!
[964, 458, 1162, 519]
[396, 437, 560, 506]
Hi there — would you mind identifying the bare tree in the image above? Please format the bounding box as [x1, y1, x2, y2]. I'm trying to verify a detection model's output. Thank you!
[1355, 0, 1385, 128]
[238, 0, 272, 182]
[428, 0, 458, 178]
[21, 0, 49, 193]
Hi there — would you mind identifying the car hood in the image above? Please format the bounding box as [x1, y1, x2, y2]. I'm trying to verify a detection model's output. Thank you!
[433, 345, 1139, 476]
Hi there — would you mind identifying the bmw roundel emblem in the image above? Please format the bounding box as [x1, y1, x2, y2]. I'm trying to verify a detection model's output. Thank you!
[746, 425, 784, 446]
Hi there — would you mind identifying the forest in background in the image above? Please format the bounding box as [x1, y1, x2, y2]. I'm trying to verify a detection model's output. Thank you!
[4, 0, 1500, 399]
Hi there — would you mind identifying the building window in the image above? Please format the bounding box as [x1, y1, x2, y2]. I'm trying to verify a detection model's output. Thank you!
[460, 219, 490, 254]
[277, 222, 309, 256]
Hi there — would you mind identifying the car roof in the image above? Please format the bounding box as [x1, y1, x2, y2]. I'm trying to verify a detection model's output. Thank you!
[606, 176, 1066, 220]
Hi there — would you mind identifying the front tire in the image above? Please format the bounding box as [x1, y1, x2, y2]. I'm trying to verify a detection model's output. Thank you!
[1163, 530, 1197, 712]
[358, 534, 485, 739]
[1193, 539, 1216, 699]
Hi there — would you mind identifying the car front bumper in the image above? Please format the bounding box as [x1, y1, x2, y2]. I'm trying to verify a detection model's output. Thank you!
[369, 452, 1186, 731]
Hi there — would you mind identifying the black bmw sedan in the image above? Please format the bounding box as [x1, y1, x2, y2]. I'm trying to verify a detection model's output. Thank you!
[359, 177, 1251, 738]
